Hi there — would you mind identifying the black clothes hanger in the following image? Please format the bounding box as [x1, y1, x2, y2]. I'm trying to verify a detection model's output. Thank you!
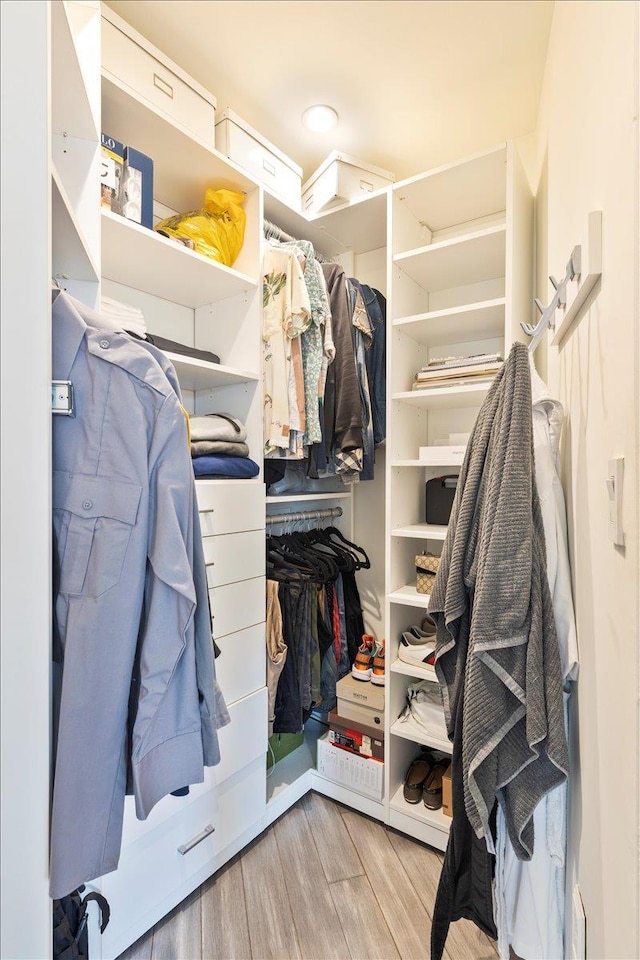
[322, 526, 371, 570]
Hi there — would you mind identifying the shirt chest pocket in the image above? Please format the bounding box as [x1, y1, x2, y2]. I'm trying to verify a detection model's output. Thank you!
[53, 472, 142, 599]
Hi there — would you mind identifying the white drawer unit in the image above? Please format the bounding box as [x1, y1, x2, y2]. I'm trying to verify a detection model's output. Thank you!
[99, 758, 266, 960]
[302, 150, 395, 215]
[215, 623, 266, 706]
[203, 529, 264, 588]
[215, 108, 302, 210]
[209, 576, 265, 640]
[102, 9, 216, 146]
[197, 481, 265, 536]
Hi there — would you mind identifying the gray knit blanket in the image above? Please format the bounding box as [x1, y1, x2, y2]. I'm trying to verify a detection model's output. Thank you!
[428, 342, 568, 860]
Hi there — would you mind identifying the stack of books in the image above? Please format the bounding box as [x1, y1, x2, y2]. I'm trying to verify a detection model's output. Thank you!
[412, 352, 503, 390]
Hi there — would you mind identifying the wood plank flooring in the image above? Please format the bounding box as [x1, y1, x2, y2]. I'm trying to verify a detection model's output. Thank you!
[117, 793, 498, 960]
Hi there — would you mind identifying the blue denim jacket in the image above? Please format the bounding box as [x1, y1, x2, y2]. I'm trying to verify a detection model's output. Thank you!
[50, 292, 225, 898]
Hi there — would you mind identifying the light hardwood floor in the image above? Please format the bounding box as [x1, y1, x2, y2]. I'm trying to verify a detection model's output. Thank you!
[117, 792, 498, 960]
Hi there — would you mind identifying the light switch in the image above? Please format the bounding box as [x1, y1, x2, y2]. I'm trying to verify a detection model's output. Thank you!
[606, 457, 624, 546]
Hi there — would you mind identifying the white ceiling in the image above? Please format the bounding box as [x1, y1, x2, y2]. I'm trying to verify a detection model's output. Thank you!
[105, 0, 554, 182]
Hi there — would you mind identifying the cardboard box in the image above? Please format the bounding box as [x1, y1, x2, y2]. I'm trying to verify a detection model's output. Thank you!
[100, 133, 124, 212]
[317, 735, 384, 801]
[328, 711, 384, 761]
[442, 763, 453, 818]
[336, 674, 385, 729]
[122, 146, 154, 229]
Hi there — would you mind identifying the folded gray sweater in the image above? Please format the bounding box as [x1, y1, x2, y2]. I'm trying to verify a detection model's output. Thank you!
[428, 342, 568, 860]
[189, 414, 247, 443]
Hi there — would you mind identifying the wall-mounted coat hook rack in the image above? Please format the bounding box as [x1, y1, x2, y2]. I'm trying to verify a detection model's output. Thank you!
[522, 210, 602, 352]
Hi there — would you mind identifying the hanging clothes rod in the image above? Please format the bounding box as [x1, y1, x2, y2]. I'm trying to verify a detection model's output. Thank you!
[266, 506, 343, 526]
[263, 218, 333, 263]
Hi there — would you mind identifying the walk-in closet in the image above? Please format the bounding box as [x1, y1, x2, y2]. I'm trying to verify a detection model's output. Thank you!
[1, 3, 638, 960]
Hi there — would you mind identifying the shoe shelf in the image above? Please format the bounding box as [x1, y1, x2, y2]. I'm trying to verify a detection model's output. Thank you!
[390, 658, 439, 683]
[388, 585, 431, 608]
[389, 784, 452, 833]
[392, 381, 493, 409]
[392, 297, 506, 346]
[390, 716, 452, 755]
[101, 211, 257, 308]
[391, 523, 447, 540]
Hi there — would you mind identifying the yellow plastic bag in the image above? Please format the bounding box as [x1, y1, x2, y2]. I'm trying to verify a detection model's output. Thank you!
[155, 188, 246, 267]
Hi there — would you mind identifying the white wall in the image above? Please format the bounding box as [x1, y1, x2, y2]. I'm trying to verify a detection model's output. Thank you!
[0, 3, 52, 958]
[534, 3, 640, 957]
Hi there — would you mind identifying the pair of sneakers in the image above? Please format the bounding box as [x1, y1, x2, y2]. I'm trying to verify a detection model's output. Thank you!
[398, 615, 437, 671]
[352, 635, 385, 685]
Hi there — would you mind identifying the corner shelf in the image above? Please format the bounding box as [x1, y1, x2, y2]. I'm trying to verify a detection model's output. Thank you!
[391, 523, 447, 540]
[393, 224, 506, 291]
[392, 381, 492, 409]
[52, 167, 99, 282]
[393, 297, 506, 346]
[101, 210, 257, 308]
[164, 353, 259, 391]
[390, 717, 452, 755]
[388, 585, 431, 608]
[389, 785, 451, 833]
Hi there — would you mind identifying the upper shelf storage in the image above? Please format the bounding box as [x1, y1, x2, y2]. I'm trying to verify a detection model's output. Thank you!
[393, 144, 507, 253]
[101, 210, 256, 307]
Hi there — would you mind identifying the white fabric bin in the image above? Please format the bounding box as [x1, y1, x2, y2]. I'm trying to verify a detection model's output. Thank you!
[302, 151, 395, 215]
[102, 9, 217, 147]
[215, 109, 302, 210]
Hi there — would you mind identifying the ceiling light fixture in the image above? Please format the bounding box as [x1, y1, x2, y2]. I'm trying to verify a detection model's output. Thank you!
[302, 104, 339, 133]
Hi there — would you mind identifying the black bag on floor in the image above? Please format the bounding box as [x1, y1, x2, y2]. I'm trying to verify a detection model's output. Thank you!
[53, 886, 110, 960]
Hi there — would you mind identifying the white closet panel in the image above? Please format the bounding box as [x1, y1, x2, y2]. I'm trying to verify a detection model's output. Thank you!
[203, 530, 264, 587]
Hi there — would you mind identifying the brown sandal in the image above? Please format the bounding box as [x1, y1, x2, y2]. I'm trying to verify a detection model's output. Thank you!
[403, 756, 434, 804]
[422, 759, 449, 809]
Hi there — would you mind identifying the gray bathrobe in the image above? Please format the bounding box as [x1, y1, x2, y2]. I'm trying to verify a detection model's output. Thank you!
[428, 342, 568, 860]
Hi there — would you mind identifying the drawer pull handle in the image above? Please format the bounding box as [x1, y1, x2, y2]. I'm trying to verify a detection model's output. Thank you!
[262, 158, 276, 176]
[205, 560, 215, 567]
[153, 73, 174, 99]
[177, 824, 215, 855]
[303, 194, 314, 210]
[199, 507, 215, 514]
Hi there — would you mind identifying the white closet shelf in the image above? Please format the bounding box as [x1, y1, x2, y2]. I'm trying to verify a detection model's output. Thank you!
[163, 353, 259, 390]
[393, 224, 506, 292]
[52, 1, 99, 140]
[393, 381, 492, 409]
[391, 523, 447, 540]
[264, 188, 388, 259]
[392, 297, 506, 346]
[389, 785, 451, 833]
[391, 458, 464, 468]
[390, 717, 452, 755]
[266, 492, 350, 504]
[390, 659, 439, 683]
[102, 74, 260, 213]
[101, 210, 257, 308]
[394, 144, 507, 235]
[52, 168, 99, 282]
[388, 585, 431, 608]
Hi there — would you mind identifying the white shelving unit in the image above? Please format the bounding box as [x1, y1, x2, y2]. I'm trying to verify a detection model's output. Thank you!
[384, 141, 533, 851]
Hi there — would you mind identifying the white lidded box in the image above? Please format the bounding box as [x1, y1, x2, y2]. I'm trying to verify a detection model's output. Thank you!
[215, 109, 302, 210]
[102, 7, 217, 147]
[336, 673, 385, 728]
[302, 151, 395, 215]
[317, 735, 384, 800]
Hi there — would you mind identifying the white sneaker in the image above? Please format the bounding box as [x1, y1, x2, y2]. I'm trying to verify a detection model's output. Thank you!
[398, 633, 436, 671]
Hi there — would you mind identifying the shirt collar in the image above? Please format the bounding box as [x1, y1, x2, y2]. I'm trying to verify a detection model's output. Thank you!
[52, 290, 88, 380]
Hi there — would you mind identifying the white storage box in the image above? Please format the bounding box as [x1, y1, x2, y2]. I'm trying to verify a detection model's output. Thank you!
[215, 109, 302, 210]
[102, 8, 217, 147]
[419, 445, 467, 465]
[302, 151, 395, 215]
[317, 735, 384, 800]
